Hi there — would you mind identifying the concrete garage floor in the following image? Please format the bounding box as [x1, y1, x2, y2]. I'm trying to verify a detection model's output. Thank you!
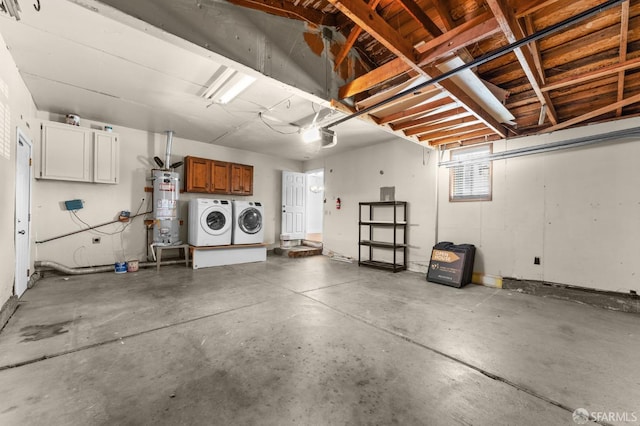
[0, 255, 638, 425]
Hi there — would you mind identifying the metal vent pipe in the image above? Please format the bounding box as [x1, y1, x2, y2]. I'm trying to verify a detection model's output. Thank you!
[164, 130, 174, 170]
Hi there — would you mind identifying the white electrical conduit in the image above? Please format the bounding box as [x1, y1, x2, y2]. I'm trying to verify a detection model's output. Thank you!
[438, 127, 640, 168]
[35, 260, 188, 275]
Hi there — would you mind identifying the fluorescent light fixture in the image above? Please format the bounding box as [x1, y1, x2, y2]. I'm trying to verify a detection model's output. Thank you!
[2, 0, 21, 20]
[217, 75, 256, 104]
[201, 66, 256, 104]
[202, 68, 236, 100]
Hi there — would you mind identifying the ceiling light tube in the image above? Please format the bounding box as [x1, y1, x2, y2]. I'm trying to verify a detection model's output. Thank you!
[202, 67, 236, 100]
[217, 75, 256, 104]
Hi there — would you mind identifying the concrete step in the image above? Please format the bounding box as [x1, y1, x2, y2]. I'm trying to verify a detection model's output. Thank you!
[273, 245, 323, 258]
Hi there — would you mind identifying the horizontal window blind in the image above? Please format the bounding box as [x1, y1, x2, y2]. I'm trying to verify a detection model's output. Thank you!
[450, 144, 492, 202]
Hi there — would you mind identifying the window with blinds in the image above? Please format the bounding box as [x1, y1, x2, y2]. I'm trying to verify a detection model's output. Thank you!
[449, 144, 492, 202]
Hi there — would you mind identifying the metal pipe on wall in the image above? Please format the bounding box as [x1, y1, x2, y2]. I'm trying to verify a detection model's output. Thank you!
[438, 127, 640, 168]
[35, 259, 188, 275]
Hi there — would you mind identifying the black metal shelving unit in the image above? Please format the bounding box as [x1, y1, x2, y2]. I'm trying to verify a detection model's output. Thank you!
[358, 201, 407, 272]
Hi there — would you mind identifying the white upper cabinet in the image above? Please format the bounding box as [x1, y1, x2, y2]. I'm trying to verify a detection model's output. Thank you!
[93, 131, 119, 184]
[40, 122, 92, 182]
[39, 121, 119, 184]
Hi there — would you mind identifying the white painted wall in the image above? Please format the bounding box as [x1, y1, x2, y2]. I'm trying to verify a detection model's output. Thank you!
[0, 33, 38, 309]
[305, 140, 437, 272]
[307, 118, 640, 294]
[33, 113, 302, 267]
[438, 118, 640, 293]
[305, 171, 324, 235]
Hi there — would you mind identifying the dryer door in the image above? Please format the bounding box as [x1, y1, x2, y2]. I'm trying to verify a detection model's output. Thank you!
[238, 208, 262, 234]
[201, 206, 231, 236]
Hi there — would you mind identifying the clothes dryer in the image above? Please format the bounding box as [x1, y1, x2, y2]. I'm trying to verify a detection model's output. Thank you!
[232, 201, 264, 244]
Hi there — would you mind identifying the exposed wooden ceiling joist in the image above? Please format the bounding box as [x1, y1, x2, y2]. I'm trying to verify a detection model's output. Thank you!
[338, 12, 500, 99]
[427, 128, 496, 145]
[403, 108, 472, 136]
[415, 14, 501, 66]
[333, 0, 382, 71]
[616, 0, 630, 116]
[515, 0, 563, 18]
[486, 0, 559, 125]
[420, 122, 489, 142]
[542, 56, 640, 92]
[396, 0, 444, 37]
[378, 96, 454, 125]
[396, 114, 478, 134]
[328, 0, 507, 139]
[543, 91, 640, 133]
[327, 0, 418, 66]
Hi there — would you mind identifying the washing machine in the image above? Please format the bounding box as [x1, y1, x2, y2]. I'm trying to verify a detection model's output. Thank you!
[232, 201, 264, 244]
[188, 198, 233, 246]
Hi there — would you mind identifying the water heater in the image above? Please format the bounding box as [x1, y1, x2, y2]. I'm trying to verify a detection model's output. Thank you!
[152, 169, 181, 246]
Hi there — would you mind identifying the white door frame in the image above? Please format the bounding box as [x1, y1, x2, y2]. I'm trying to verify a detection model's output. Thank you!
[15, 127, 32, 298]
[304, 168, 324, 237]
[281, 171, 306, 241]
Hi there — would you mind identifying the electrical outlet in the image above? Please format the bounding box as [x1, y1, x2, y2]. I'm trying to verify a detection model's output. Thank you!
[93, 237, 101, 244]
[534, 257, 540, 265]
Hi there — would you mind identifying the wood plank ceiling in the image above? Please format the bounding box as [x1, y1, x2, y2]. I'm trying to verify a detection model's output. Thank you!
[227, 0, 640, 149]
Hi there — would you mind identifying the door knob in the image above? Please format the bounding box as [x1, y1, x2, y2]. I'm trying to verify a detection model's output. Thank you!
[18, 230, 25, 234]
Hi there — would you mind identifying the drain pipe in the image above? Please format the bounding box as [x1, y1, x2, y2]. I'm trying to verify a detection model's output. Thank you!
[325, 0, 624, 130]
[35, 260, 188, 275]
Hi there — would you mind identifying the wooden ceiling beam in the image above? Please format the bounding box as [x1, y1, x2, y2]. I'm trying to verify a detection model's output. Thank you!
[226, 0, 336, 26]
[339, 59, 412, 99]
[514, 0, 562, 18]
[327, 0, 417, 66]
[396, 0, 443, 37]
[380, 96, 454, 125]
[427, 128, 496, 146]
[543, 91, 640, 133]
[542, 56, 640, 92]
[486, 0, 559, 125]
[523, 15, 546, 85]
[330, 0, 507, 138]
[334, 0, 382, 71]
[617, 0, 630, 116]
[338, 13, 503, 98]
[418, 123, 488, 142]
[392, 106, 469, 131]
[374, 92, 453, 124]
[416, 14, 501, 67]
[403, 109, 472, 136]
[427, 0, 455, 30]
[399, 116, 479, 135]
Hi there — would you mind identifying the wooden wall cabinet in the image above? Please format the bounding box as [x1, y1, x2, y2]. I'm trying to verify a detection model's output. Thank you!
[230, 163, 253, 195]
[184, 156, 252, 195]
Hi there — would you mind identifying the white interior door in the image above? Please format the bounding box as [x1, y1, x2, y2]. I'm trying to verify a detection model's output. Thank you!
[15, 129, 32, 298]
[281, 171, 306, 240]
